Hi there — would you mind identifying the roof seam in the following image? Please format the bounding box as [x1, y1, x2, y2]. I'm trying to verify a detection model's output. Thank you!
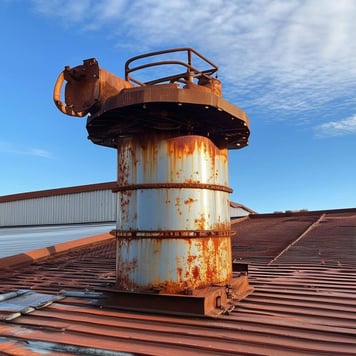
[267, 214, 326, 266]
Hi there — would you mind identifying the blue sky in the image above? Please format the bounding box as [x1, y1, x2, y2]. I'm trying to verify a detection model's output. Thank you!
[0, 0, 355, 213]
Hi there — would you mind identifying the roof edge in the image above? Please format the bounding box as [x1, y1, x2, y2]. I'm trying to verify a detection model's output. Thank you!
[0, 232, 114, 270]
[0, 182, 117, 203]
[230, 201, 257, 214]
[248, 207, 356, 219]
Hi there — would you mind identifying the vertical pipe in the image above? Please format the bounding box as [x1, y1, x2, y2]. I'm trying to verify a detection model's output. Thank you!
[116, 133, 232, 293]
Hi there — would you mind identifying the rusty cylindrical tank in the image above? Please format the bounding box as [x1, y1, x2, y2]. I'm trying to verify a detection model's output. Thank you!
[53, 48, 251, 315]
[115, 133, 232, 293]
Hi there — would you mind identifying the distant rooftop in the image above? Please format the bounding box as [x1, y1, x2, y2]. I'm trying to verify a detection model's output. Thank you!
[0, 182, 116, 203]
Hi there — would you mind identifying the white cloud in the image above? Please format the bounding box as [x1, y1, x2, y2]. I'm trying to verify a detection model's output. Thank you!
[32, 0, 92, 24]
[315, 114, 356, 137]
[29, 148, 54, 159]
[32, 0, 356, 114]
[0, 141, 54, 159]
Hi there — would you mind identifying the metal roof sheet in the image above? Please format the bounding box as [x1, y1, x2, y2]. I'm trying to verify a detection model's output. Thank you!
[0, 209, 355, 355]
[0, 224, 115, 259]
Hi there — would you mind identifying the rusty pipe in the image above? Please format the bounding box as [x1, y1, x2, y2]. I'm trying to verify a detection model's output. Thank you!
[53, 58, 134, 117]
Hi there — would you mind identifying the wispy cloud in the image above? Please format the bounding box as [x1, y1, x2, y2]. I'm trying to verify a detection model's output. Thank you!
[315, 114, 356, 138]
[28, 148, 54, 159]
[0, 141, 54, 159]
[32, 0, 356, 115]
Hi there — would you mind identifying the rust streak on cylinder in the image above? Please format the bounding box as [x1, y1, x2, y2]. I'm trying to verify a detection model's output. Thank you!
[116, 235, 232, 294]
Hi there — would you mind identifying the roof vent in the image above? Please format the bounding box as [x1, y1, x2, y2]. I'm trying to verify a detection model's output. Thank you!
[53, 48, 252, 316]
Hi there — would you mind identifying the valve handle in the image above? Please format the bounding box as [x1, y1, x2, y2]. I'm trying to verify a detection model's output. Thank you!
[53, 71, 85, 117]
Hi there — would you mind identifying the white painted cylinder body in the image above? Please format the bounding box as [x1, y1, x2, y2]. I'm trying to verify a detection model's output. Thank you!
[115, 133, 232, 293]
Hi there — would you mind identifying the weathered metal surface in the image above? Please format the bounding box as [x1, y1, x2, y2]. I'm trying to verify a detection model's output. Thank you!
[1, 209, 356, 355]
[117, 134, 229, 185]
[52, 48, 250, 314]
[86, 88, 250, 149]
[92, 277, 250, 317]
[52, 49, 249, 149]
[125, 48, 219, 87]
[0, 232, 114, 269]
[0, 290, 64, 321]
[116, 189, 231, 230]
[53, 58, 133, 117]
[115, 134, 232, 293]
[116, 134, 230, 230]
[232, 210, 356, 267]
[116, 236, 232, 293]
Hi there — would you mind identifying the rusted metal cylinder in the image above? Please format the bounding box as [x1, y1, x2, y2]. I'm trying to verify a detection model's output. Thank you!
[115, 133, 232, 293]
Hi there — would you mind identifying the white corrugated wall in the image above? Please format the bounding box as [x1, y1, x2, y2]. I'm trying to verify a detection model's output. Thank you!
[0, 190, 116, 226]
[230, 206, 250, 219]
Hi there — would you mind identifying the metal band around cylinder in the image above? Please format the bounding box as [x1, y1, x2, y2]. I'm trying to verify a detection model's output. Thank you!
[114, 230, 234, 238]
[113, 182, 233, 193]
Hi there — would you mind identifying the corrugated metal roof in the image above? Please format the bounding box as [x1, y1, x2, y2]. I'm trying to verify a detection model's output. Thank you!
[0, 209, 356, 355]
[233, 209, 356, 267]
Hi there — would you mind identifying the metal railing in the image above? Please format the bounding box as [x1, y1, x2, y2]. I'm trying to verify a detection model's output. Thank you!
[125, 47, 218, 86]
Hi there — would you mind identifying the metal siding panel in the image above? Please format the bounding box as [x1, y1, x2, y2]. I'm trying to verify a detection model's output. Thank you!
[230, 206, 249, 218]
[0, 189, 115, 226]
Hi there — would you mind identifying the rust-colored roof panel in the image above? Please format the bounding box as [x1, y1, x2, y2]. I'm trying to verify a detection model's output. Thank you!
[1, 209, 356, 355]
[271, 212, 356, 266]
[232, 208, 356, 267]
[231, 213, 321, 265]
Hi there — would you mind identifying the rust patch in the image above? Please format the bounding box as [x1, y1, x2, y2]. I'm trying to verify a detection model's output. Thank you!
[192, 265, 200, 280]
[184, 197, 196, 205]
[194, 215, 207, 230]
[187, 255, 197, 264]
[175, 197, 183, 216]
[115, 235, 232, 294]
